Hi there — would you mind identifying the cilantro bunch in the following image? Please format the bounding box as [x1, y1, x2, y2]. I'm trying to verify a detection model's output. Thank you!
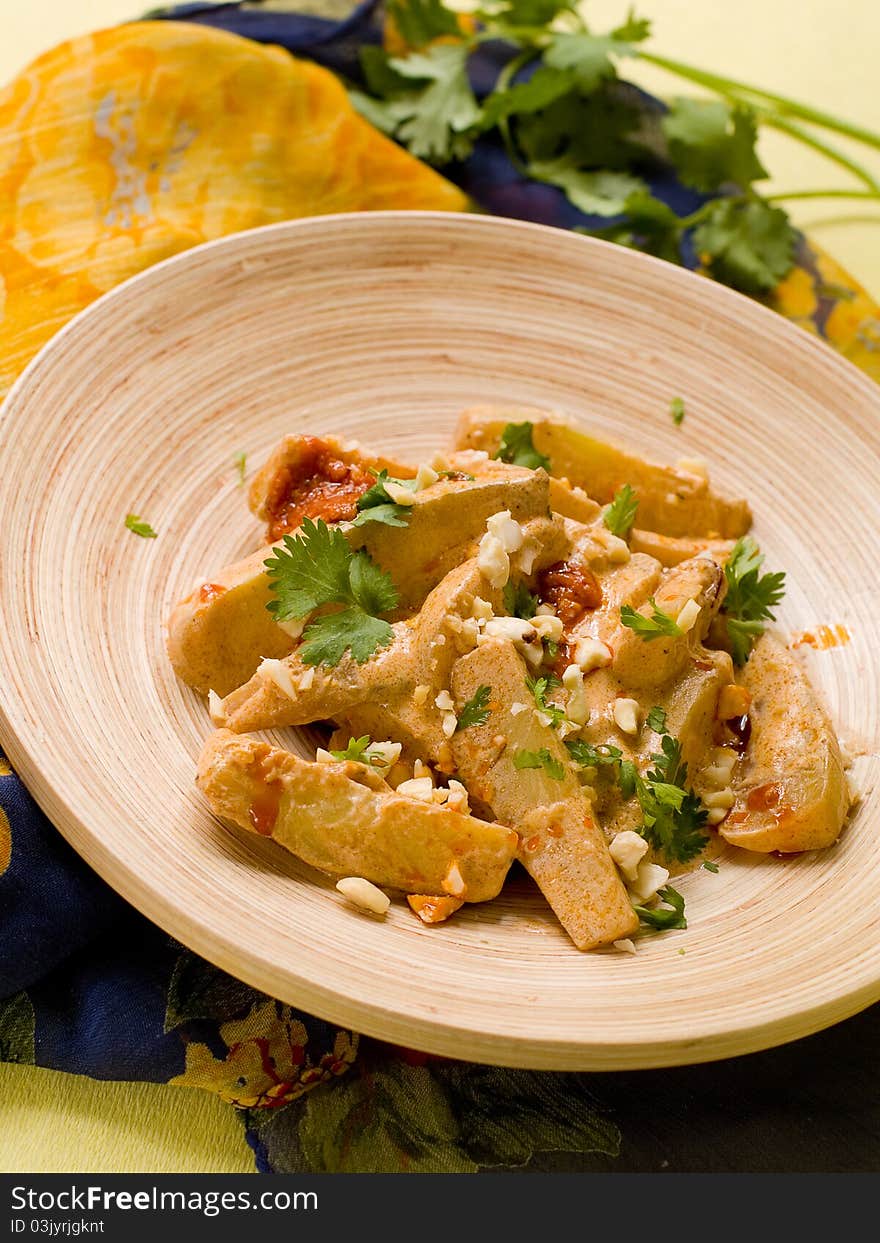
[352, 0, 880, 295]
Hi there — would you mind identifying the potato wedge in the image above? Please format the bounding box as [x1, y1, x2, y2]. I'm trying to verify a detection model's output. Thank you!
[454, 406, 751, 538]
[450, 639, 638, 949]
[720, 634, 850, 853]
[198, 730, 517, 901]
[168, 470, 551, 696]
[630, 529, 734, 568]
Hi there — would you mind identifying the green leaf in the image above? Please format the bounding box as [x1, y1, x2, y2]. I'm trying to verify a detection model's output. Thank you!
[264, 520, 352, 621]
[350, 503, 410, 529]
[722, 536, 786, 663]
[387, 0, 460, 48]
[300, 609, 395, 667]
[125, 513, 157, 539]
[669, 396, 686, 426]
[663, 99, 768, 192]
[329, 735, 373, 763]
[389, 45, 482, 162]
[565, 738, 622, 770]
[481, 66, 575, 129]
[0, 991, 35, 1064]
[457, 685, 492, 730]
[494, 421, 551, 471]
[348, 550, 399, 616]
[702, 860, 720, 873]
[525, 674, 567, 729]
[503, 579, 539, 619]
[544, 33, 637, 93]
[603, 483, 639, 537]
[693, 198, 797, 294]
[612, 8, 652, 42]
[619, 758, 638, 798]
[634, 884, 687, 931]
[620, 597, 682, 640]
[531, 161, 647, 217]
[646, 705, 667, 733]
[513, 748, 565, 780]
[498, 0, 580, 24]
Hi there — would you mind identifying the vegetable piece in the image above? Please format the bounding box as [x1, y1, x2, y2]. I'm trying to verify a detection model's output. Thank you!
[167, 470, 550, 696]
[720, 634, 850, 853]
[494, 421, 552, 471]
[620, 597, 682, 640]
[603, 484, 639, 538]
[456, 685, 492, 731]
[198, 731, 517, 902]
[125, 514, 157, 539]
[450, 638, 638, 950]
[453, 406, 752, 538]
[629, 528, 734, 568]
[721, 536, 786, 664]
[634, 885, 687, 930]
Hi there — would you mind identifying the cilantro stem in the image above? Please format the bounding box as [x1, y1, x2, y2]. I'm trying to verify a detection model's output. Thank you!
[493, 49, 538, 176]
[764, 188, 880, 204]
[640, 52, 880, 154]
[759, 116, 880, 192]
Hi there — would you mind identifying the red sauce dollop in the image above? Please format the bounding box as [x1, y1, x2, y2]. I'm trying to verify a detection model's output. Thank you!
[264, 437, 374, 540]
[538, 560, 602, 628]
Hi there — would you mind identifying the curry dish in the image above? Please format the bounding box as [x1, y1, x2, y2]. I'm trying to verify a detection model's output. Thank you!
[170, 406, 851, 951]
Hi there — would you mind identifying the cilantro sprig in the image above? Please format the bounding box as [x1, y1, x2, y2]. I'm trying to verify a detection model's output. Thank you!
[330, 735, 375, 764]
[264, 518, 398, 666]
[513, 747, 565, 780]
[350, 2, 880, 297]
[603, 483, 639, 538]
[630, 733, 709, 864]
[493, 421, 552, 472]
[721, 536, 786, 664]
[352, 469, 414, 529]
[503, 579, 539, 619]
[564, 739, 623, 771]
[634, 885, 687, 930]
[457, 685, 492, 730]
[620, 598, 682, 641]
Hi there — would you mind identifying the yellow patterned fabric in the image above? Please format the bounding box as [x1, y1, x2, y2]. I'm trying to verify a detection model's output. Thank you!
[0, 21, 468, 396]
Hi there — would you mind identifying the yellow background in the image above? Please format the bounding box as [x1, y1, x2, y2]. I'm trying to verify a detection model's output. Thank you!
[1, 0, 878, 1174]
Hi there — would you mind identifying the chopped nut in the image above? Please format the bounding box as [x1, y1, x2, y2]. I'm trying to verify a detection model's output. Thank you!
[298, 666, 315, 691]
[431, 787, 450, 805]
[612, 697, 641, 735]
[532, 613, 564, 642]
[414, 462, 440, 490]
[412, 684, 429, 707]
[477, 530, 510, 588]
[435, 689, 454, 712]
[517, 538, 540, 575]
[430, 451, 451, 472]
[365, 741, 402, 774]
[472, 596, 494, 623]
[717, 684, 752, 720]
[259, 657, 298, 700]
[442, 860, 466, 898]
[407, 894, 464, 924]
[446, 779, 471, 815]
[613, 938, 637, 955]
[510, 701, 528, 716]
[706, 807, 729, 825]
[487, 509, 525, 553]
[396, 776, 435, 801]
[315, 747, 335, 764]
[676, 598, 701, 633]
[609, 829, 650, 883]
[574, 636, 613, 673]
[441, 712, 458, 739]
[208, 690, 226, 726]
[413, 759, 432, 781]
[561, 663, 589, 726]
[704, 787, 735, 809]
[628, 860, 670, 903]
[336, 876, 391, 916]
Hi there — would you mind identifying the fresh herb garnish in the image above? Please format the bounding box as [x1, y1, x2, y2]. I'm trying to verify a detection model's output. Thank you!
[351, 469, 414, 528]
[702, 860, 720, 873]
[620, 598, 682, 640]
[330, 735, 374, 763]
[525, 673, 567, 728]
[456, 685, 492, 730]
[503, 579, 539, 619]
[603, 483, 639, 538]
[634, 885, 687, 930]
[513, 747, 566, 781]
[493, 421, 552, 472]
[234, 452, 247, 485]
[646, 705, 667, 733]
[125, 514, 157, 539]
[630, 733, 709, 863]
[721, 536, 786, 664]
[264, 518, 398, 667]
[565, 739, 623, 770]
[669, 397, 685, 426]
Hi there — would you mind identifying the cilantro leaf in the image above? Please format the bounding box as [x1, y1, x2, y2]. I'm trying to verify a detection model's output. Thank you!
[480, 66, 576, 129]
[525, 674, 567, 728]
[264, 518, 399, 667]
[619, 758, 638, 799]
[503, 579, 539, 619]
[646, 705, 667, 733]
[634, 733, 709, 863]
[330, 735, 373, 763]
[544, 33, 638, 93]
[386, 0, 459, 47]
[603, 483, 639, 538]
[499, 0, 579, 24]
[634, 885, 687, 930]
[530, 161, 647, 217]
[352, 469, 413, 528]
[494, 421, 551, 471]
[513, 748, 565, 781]
[388, 46, 481, 162]
[721, 536, 786, 663]
[702, 860, 720, 873]
[234, 452, 247, 484]
[693, 198, 797, 294]
[565, 739, 623, 770]
[669, 396, 685, 426]
[663, 99, 767, 193]
[612, 9, 652, 42]
[299, 609, 394, 667]
[620, 597, 682, 641]
[457, 685, 492, 730]
[125, 513, 157, 539]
